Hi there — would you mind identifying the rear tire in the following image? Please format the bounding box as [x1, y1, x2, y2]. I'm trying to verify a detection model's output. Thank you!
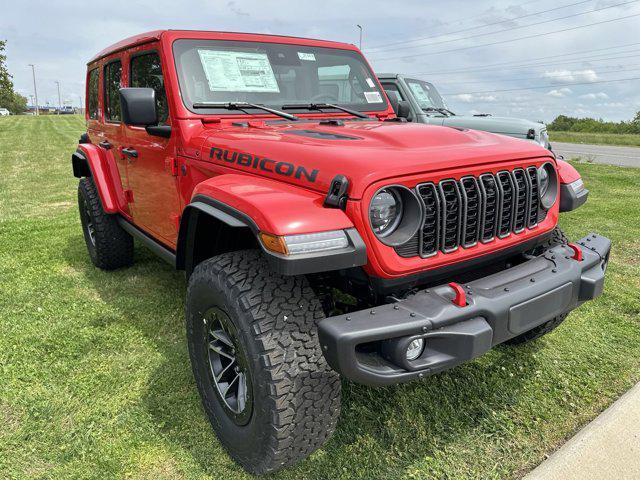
[505, 226, 570, 345]
[186, 250, 341, 475]
[78, 177, 133, 270]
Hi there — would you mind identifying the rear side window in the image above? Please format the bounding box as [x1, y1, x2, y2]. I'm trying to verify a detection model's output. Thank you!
[382, 83, 405, 102]
[130, 52, 168, 124]
[104, 60, 122, 122]
[87, 68, 100, 119]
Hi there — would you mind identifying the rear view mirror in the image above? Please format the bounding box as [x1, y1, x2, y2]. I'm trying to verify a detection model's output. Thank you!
[119, 88, 157, 126]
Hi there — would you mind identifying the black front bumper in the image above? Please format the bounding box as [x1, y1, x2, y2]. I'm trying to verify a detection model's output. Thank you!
[318, 233, 611, 386]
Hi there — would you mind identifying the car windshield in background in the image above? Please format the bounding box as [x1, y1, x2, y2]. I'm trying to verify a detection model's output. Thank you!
[405, 78, 448, 111]
[173, 39, 388, 115]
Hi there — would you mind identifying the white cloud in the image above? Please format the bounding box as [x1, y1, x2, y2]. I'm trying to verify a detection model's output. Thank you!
[454, 93, 497, 103]
[546, 88, 573, 98]
[597, 102, 625, 108]
[580, 92, 610, 100]
[542, 69, 598, 83]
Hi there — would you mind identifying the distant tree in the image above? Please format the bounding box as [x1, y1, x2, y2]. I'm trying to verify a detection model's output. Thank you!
[0, 40, 27, 114]
[549, 112, 640, 135]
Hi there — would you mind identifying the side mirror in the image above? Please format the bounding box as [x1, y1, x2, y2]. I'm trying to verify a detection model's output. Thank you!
[119, 87, 157, 126]
[397, 100, 412, 120]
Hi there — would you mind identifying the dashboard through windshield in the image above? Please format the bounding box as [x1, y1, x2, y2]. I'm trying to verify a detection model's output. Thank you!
[173, 39, 389, 115]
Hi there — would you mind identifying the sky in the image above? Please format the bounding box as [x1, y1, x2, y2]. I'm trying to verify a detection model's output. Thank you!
[2, 0, 639, 122]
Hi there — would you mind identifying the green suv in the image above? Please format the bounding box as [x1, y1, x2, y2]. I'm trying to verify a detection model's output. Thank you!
[379, 73, 550, 149]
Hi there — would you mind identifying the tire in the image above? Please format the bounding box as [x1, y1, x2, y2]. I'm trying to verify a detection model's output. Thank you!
[186, 250, 341, 475]
[77, 177, 133, 270]
[504, 226, 570, 345]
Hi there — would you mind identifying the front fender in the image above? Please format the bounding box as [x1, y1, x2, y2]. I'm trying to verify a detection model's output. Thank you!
[72, 144, 126, 213]
[191, 174, 354, 235]
[556, 159, 588, 212]
[183, 174, 366, 275]
[556, 158, 581, 184]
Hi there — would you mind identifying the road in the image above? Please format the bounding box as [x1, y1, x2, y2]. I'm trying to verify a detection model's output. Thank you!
[553, 142, 640, 168]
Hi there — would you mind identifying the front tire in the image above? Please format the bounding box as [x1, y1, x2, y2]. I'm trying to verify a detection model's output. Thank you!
[186, 250, 341, 475]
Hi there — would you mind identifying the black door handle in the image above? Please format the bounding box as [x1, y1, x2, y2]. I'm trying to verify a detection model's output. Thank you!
[99, 140, 112, 150]
[122, 148, 138, 158]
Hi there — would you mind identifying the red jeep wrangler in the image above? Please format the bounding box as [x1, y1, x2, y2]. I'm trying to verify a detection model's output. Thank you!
[72, 30, 610, 474]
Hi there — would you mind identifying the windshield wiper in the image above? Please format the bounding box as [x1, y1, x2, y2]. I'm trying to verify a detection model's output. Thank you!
[423, 106, 454, 117]
[192, 102, 299, 121]
[281, 103, 370, 119]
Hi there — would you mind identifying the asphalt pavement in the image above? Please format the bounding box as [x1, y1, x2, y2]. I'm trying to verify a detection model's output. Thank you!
[553, 142, 640, 168]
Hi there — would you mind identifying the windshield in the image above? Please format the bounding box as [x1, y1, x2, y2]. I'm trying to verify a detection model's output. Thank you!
[173, 39, 388, 115]
[404, 78, 448, 111]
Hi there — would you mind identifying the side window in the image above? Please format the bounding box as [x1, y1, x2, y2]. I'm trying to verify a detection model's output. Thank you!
[104, 60, 122, 122]
[130, 52, 168, 124]
[87, 68, 100, 119]
[382, 83, 405, 102]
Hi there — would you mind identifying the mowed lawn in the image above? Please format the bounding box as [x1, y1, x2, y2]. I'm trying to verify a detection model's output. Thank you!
[549, 131, 640, 147]
[1, 115, 640, 480]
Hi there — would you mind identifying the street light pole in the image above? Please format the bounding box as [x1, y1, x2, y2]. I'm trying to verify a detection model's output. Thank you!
[55, 81, 62, 113]
[356, 24, 363, 50]
[28, 64, 39, 115]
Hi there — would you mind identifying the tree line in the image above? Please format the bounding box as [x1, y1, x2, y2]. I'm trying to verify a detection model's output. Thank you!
[549, 111, 640, 134]
[0, 40, 27, 114]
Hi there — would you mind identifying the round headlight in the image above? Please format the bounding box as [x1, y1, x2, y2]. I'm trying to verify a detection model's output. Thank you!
[370, 189, 402, 237]
[537, 162, 558, 210]
[369, 186, 423, 246]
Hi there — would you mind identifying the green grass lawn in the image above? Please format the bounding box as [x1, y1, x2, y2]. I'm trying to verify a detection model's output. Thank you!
[549, 131, 640, 147]
[1, 115, 639, 479]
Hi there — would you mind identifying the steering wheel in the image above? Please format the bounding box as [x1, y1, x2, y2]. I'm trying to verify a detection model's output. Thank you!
[310, 93, 339, 103]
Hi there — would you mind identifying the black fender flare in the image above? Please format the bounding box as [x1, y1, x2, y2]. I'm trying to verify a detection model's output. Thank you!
[176, 195, 258, 273]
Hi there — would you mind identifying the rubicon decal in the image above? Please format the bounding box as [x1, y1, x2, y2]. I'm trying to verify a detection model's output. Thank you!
[210, 147, 319, 183]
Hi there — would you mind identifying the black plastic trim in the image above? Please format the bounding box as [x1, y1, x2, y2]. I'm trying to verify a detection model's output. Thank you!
[71, 149, 91, 178]
[116, 217, 176, 266]
[560, 182, 589, 212]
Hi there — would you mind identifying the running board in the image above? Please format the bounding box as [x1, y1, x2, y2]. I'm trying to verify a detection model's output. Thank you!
[116, 217, 176, 267]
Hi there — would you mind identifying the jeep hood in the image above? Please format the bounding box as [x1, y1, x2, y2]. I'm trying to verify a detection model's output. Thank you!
[198, 120, 553, 199]
[435, 115, 545, 137]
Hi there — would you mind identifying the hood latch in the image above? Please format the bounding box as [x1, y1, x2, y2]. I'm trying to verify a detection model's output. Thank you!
[324, 175, 349, 209]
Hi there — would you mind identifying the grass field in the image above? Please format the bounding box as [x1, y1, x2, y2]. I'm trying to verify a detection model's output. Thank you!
[549, 131, 640, 147]
[1, 115, 639, 479]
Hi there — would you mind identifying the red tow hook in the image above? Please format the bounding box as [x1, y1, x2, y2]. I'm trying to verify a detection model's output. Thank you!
[568, 243, 583, 261]
[448, 282, 467, 307]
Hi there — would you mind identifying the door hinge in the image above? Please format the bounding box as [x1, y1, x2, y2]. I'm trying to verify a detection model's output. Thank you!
[167, 157, 179, 176]
[124, 189, 134, 203]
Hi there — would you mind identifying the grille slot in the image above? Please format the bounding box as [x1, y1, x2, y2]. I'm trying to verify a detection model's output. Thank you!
[438, 180, 462, 253]
[416, 183, 441, 257]
[460, 176, 481, 247]
[496, 171, 515, 237]
[526, 167, 539, 227]
[394, 166, 544, 258]
[511, 168, 529, 233]
[479, 174, 499, 242]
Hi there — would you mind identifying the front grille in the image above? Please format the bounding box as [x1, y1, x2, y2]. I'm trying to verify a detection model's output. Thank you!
[396, 166, 543, 258]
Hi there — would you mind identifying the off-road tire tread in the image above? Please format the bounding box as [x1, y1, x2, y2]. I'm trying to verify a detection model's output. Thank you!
[505, 226, 570, 345]
[78, 177, 133, 270]
[187, 250, 341, 474]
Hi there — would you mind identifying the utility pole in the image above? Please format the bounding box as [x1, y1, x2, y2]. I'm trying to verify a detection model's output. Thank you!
[55, 81, 62, 113]
[28, 64, 39, 115]
[357, 24, 363, 50]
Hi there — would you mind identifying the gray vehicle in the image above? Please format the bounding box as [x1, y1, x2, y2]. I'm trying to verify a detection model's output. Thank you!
[378, 73, 550, 149]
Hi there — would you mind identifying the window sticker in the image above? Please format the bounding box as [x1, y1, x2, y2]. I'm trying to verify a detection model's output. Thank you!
[408, 82, 432, 105]
[364, 91, 383, 103]
[297, 52, 316, 61]
[366, 77, 375, 88]
[197, 49, 280, 93]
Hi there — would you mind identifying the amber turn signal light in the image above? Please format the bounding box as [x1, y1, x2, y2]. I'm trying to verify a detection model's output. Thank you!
[259, 232, 289, 255]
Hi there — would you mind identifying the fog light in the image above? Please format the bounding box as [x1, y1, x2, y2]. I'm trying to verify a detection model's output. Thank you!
[406, 338, 425, 361]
